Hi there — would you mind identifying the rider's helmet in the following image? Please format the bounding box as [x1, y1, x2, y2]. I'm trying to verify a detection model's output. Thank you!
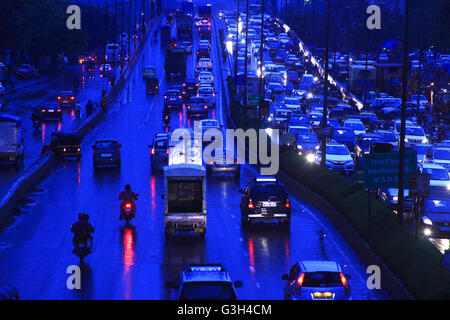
[79, 213, 89, 220]
[125, 184, 131, 192]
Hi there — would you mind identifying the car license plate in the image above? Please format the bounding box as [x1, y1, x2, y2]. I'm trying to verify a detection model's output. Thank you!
[48, 109, 54, 112]
[262, 201, 277, 207]
[313, 292, 333, 299]
[101, 153, 112, 157]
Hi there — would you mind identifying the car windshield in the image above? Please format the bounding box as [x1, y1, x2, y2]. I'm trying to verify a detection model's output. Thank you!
[434, 149, 450, 160]
[334, 128, 354, 138]
[297, 134, 318, 143]
[285, 98, 299, 105]
[345, 121, 365, 130]
[327, 145, 349, 155]
[154, 139, 167, 149]
[95, 141, 117, 149]
[405, 127, 425, 136]
[422, 168, 449, 180]
[424, 199, 450, 214]
[376, 132, 396, 142]
[179, 282, 237, 300]
[309, 114, 322, 120]
[302, 272, 342, 287]
[250, 185, 287, 200]
[189, 97, 204, 103]
[198, 88, 212, 94]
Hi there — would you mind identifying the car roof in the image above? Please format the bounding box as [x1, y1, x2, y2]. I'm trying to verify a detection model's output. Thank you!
[298, 260, 342, 273]
[421, 163, 446, 170]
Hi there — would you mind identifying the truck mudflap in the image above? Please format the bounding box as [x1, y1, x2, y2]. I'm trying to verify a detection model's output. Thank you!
[165, 215, 206, 233]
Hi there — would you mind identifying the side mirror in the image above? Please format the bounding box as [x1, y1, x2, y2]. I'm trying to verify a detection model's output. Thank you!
[281, 274, 289, 280]
[234, 280, 243, 288]
[165, 281, 176, 289]
[238, 188, 244, 194]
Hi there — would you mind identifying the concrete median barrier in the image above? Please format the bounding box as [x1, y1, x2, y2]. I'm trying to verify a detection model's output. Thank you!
[0, 152, 55, 223]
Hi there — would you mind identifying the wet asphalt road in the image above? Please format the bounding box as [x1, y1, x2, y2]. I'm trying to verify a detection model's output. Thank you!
[0, 13, 389, 300]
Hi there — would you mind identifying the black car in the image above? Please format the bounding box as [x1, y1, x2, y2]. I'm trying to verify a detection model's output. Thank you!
[353, 133, 385, 165]
[37, 103, 62, 121]
[197, 45, 210, 60]
[296, 133, 320, 156]
[92, 140, 121, 168]
[239, 176, 291, 226]
[332, 127, 356, 151]
[50, 131, 81, 160]
[145, 76, 159, 94]
[183, 78, 199, 98]
[164, 89, 183, 110]
[186, 97, 209, 118]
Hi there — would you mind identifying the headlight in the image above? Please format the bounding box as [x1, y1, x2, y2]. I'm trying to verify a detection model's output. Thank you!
[422, 138, 428, 144]
[297, 145, 303, 150]
[404, 138, 409, 142]
[424, 228, 432, 236]
[392, 196, 398, 202]
[315, 145, 320, 150]
[306, 154, 315, 163]
[267, 116, 273, 122]
[423, 216, 433, 225]
[446, 184, 450, 191]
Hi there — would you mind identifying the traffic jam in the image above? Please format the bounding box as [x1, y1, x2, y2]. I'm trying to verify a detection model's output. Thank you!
[0, 0, 448, 303]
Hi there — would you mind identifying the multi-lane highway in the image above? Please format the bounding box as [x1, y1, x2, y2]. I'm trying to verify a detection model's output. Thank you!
[0, 9, 389, 300]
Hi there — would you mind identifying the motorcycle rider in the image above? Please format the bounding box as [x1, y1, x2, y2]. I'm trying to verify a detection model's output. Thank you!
[71, 213, 94, 249]
[119, 184, 138, 219]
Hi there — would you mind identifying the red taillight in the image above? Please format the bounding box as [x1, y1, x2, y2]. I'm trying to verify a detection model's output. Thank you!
[151, 148, 155, 155]
[285, 198, 290, 208]
[248, 200, 254, 209]
[187, 106, 191, 109]
[77, 148, 81, 152]
[166, 149, 169, 154]
[204, 105, 208, 109]
[196, 83, 199, 86]
[164, 96, 167, 99]
[296, 273, 305, 286]
[57, 96, 61, 100]
[125, 203, 132, 209]
[71, 96, 75, 100]
[41, 109, 46, 112]
[57, 109, 61, 112]
[179, 95, 182, 99]
[340, 273, 348, 287]
[63, 148, 67, 152]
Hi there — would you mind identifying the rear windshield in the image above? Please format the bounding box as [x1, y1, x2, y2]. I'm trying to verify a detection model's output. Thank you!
[303, 272, 342, 287]
[249, 185, 287, 200]
[154, 139, 167, 149]
[179, 282, 237, 300]
[95, 141, 117, 149]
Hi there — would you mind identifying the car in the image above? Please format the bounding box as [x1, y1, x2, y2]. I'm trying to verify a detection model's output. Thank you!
[198, 40, 210, 49]
[296, 133, 320, 160]
[164, 89, 183, 110]
[404, 125, 428, 148]
[412, 143, 433, 164]
[183, 78, 199, 98]
[142, 65, 156, 79]
[166, 264, 243, 300]
[343, 118, 366, 136]
[419, 163, 450, 191]
[145, 76, 159, 93]
[186, 97, 209, 118]
[239, 176, 291, 226]
[316, 143, 354, 174]
[100, 64, 112, 78]
[288, 125, 310, 136]
[377, 187, 414, 214]
[198, 58, 213, 70]
[266, 82, 284, 100]
[353, 133, 386, 165]
[393, 119, 414, 138]
[331, 127, 356, 151]
[419, 195, 450, 238]
[289, 114, 310, 127]
[149, 133, 169, 170]
[50, 131, 81, 160]
[374, 130, 398, 151]
[198, 71, 214, 85]
[197, 85, 216, 108]
[283, 97, 300, 111]
[428, 144, 450, 172]
[194, 66, 210, 78]
[206, 147, 240, 176]
[0, 82, 5, 96]
[179, 41, 192, 54]
[38, 103, 62, 121]
[57, 91, 76, 107]
[16, 64, 38, 80]
[308, 112, 323, 127]
[282, 260, 351, 300]
[197, 45, 210, 59]
[92, 140, 121, 168]
[272, 109, 291, 131]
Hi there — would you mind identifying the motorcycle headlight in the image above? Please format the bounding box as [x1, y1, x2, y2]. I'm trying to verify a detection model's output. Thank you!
[422, 216, 432, 226]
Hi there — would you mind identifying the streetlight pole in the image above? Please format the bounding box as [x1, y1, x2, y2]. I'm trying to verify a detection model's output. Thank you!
[397, 0, 410, 225]
[244, 0, 249, 109]
[320, 0, 329, 167]
[128, 0, 131, 59]
[121, 0, 124, 73]
[234, 0, 240, 78]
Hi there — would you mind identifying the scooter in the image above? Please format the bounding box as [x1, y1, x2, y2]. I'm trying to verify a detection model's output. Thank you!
[71, 231, 93, 263]
[120, 196, 138, 225]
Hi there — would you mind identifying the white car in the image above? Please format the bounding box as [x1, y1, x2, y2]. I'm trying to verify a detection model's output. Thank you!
[408, 94, 429, 110]
[429, 144, 450, 172]
[198, 71, 214, 85]
[198, 58, 212, 68]
[343, 119, 366, 136]
[282, 260, 352, 300]
[404, 125, 428, 148]
[315, 143, 354, 174]
[419, 163, 450, 191]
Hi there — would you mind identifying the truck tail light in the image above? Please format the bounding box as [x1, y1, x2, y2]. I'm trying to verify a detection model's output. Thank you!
[125, 203, 132, 209]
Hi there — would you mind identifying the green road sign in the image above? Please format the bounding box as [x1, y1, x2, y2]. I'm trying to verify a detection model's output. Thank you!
[363, 152, 417, 189]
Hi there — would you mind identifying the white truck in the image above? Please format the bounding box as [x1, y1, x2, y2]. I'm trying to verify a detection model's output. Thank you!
[0, 114, 24, 166]
[162, 128, 206, 236]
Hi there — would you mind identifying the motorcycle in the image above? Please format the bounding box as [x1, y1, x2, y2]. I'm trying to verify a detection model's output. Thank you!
[71, 229, 94, 262]
[163, 112, 170, 126]
[120, 196, 138, 224]
[32, 119, 41, 131]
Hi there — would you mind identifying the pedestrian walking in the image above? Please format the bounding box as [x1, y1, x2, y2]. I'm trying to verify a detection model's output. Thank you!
[75, 100, 81, 120]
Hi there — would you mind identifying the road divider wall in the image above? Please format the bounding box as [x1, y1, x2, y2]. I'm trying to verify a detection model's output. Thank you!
[0, 152, 55, 223]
